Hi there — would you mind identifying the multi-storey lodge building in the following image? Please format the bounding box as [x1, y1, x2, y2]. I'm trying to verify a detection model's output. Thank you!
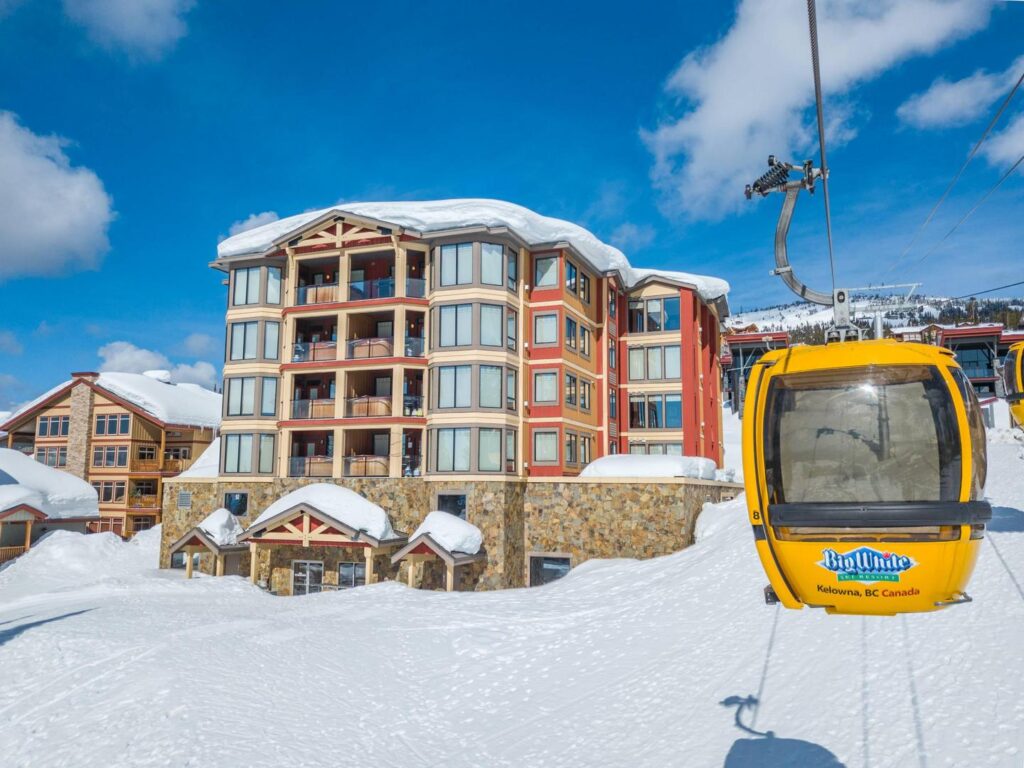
[1, 371, 221, 536]
[213, 200, 730, 480]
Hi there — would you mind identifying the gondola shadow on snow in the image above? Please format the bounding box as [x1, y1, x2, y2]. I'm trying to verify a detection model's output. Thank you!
[719, 695, 845, 768]
[987, 506, 1024, 533]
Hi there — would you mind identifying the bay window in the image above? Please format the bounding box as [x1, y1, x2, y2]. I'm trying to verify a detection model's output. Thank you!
[438, 365, 471, 408]
[478, 428, 502, 471]
[534, 255, 558, 287]
[480, 305, 503, 346]
[232, 267, 260, 305]
[226, 377, 255, 416]
[266, 267, 282, 304]
[479, 365, 503, 408]
[439, 304, 473, 347]
[481, 243, 504, 286]
[440, 243, 473, 286]
[436, 428, 471, 472]
[230, 322, 258, 361]
[224, 434, 253, 474]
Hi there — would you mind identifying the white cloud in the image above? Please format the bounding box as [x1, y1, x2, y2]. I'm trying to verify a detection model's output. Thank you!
[227, 211, 279, 238]
[0, 330, 22, 355]
[980, 112, 1024, 169]
[181, 332, 217, 356]
[0, 112, 114, 281]
[643, 0, 991, 221]
[97, 341, 217, 389]
[897, 55, 1024, 129]
[608, 222, 656, 251]
[62, 0, 195, 60]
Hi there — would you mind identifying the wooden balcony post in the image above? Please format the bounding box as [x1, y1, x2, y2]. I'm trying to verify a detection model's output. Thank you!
[446, 562, 456, 592]
[406, 560, 416, 587]
[215, 554, 225, 577]
[364, 546, 376, 585]
[388, 424, 403, 478]
[159, 430, 167, 472]
[23, 519, 32, 551]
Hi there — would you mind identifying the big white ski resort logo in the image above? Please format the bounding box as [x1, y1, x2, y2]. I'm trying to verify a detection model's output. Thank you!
[818, 547, 916, 583]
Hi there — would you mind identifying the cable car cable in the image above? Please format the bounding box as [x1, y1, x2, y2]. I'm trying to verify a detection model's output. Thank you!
[806, 0, 837, 294]
[882, 65, 1024, 280]
[945, 278, 1024, 302]
[906, 152, 1024, 270]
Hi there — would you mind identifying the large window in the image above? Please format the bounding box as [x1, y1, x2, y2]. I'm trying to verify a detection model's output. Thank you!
[38, 415, 69, 437]
[580, 380, 591, 411]
[266, 267, 282, 304]
[481, 243, 504, 286]
[258, 434, 275, 474]
[507, 309, 517, 350]
[534, 371, 557, 403]
[506, 369, 517, 411]
[264, 321, 280, 360]
[763, 365, 962, 503]
[565, 373, 577, 407]
[565, 317, 578, 350]
[479, 428, 502, 471]
[534, 313, 557, 345]
[233, 267, 260, 305]
[565, 432, 578, 464]
[35, 446, 67, 467]
[230, 321, 258, 361]
[92, 445, 128, 467]
[439, 304, 473, 347]
[507, 249, 518, 291]
[261, 377, 278, 417]
[440, 243, 473, 286]
[628, 296, 681, 333]
[480, 305, 503, 346]
[565, 261, 578, 293]
[436, 428, 471, 472]
[223, 434, 253, 473]
[91, 480, 126, 503]
[628, 345, 681, 380]
[480, 365, 503, 409]
[94, 414, 127, 435]
[533, 430, 558, 463]
[664, 297, 680, 331]
[628, 393, 682, 429]
[226, 377, 255, 416]
[438, 365, 471, 408]
[534, 255, 558, 288]
[338, 561, 367, 589]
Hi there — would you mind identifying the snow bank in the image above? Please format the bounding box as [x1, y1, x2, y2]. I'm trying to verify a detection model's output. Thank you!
[0, 448, 98, 519]
[216, 199, 729, 300]
[96, 372, 221, 428]
[411, 511, 482, 555]
[178, 438, 220, 478]
[579, 453, 718, 480]
[198, 508, 243, 547]
[250, 483, 397, 541]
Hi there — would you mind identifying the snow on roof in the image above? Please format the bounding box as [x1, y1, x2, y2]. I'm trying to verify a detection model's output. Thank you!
[1, 373, 221, 431]
[0, 448, 99, 519]
[249, 483, 397, 542]
[411, 511, 483, 555]
[197, 507, 244, 547]
[178, 438, 220, 479]
[216, 199, 729, 301]
[579, 454, 718, 481]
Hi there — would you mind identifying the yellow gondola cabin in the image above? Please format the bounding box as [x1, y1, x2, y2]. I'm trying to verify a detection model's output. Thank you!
[742, 340, 991, 615]
[1004, 341, 1024, 429]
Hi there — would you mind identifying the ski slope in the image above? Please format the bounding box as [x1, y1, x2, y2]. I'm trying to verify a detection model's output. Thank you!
[0, 412, 1021, 767]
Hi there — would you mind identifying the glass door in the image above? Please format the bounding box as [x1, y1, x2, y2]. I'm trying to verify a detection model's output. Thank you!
[292, 560, 324, 595]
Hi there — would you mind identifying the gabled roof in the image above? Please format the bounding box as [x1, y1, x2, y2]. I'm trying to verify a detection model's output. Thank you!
[215, 199, 730, 305]
[0, 448, 98, 520]
[168, 508, 248, 556]
[1, 372, 221, 433]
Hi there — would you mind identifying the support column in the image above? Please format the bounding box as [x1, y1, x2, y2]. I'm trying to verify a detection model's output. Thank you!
[445, 562, 455, 592]
[393, 239, 408, 299]
[185, 547, 194, 579]
[23, 519, 33, 551]
[365, 546, 377, 585]
[332, 427, 344, 478]
[215, 554, 225, 577]
[388, 424, 404, 478]
[249, 542, 258, 584]
[406, 560, 416, 587]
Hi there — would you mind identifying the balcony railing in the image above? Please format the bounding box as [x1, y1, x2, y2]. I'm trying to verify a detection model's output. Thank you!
[131, 457, 192, 473]
[129, 493, 159, 509]
[343, 455, 389, 477]
[346, 337, 393, 360]
[133, 458, 161, 472]
[292, 341, 338, 363]
[402, 455, 422, 477]
[0, 546, 25, 565]
[289, 456, 334, 478]
[404, 336, 425, 357]
[348, 277, 394, 301]
[297, 283, 339, 305]
[403, 395, 424, 417]
[346, 396, 392, 418]
[163, 458, 193, 473]
[406, 277, 426, 298]
[292, 398, 336, 420]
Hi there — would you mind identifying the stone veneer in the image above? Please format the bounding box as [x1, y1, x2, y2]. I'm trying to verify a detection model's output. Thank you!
[65, 381, 95, 480]
[161, 475, 740, 595]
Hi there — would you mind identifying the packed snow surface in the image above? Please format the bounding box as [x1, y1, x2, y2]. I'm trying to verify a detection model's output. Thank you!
[1, 415, 1022, 766]
[249, 483, 398, 541]
[1, 373, 221, 430]
[0, 448, 98, 519]
[216, 199, 729, 300]
[579, 453, 718, 480]
[177, 437, 220, 478]
[410, 511, 483, 555]
[197, 508, 244, 547]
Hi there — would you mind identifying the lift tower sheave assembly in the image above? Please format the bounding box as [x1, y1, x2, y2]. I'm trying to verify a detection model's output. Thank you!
[745, 156, 862, 342]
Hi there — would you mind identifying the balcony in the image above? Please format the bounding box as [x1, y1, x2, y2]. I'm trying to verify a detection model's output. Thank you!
[292, 341, 338, 363]
[346, 396, 392, 418]
[349, 277, 395, 302]
[343, 455, 389, 477]
[129, 493, 159, 509]
[347, 337, 393, 360]
[289, 456, 333, 478]
[404, 336, 425, 357]
[297, 283, 339, 306]
[403, 395, 424, 417]
[402, 454, 422, 477]
[406, 277, 426, 298]
[0, 546, 25, 565]
[133, 458, 161, 472]
[292, 398, 336, 420]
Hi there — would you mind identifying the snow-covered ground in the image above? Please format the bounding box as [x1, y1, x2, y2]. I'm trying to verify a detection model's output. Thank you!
[0, 410, 1021, 767]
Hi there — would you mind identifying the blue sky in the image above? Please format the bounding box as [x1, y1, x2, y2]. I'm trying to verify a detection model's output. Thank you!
[0, 0, 1022, 409]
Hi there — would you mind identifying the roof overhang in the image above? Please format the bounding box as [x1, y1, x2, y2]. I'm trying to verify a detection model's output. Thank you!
[0, 504, 48, 522]
[168, 526, 247, 556]
[238, 501, 407, 549]
[390, 533, 486, 567]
